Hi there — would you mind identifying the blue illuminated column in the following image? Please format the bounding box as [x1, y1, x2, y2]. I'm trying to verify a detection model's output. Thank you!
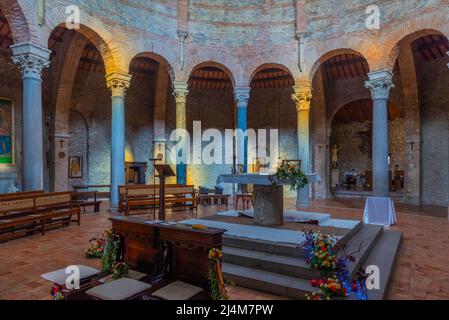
[365, 70, 394, 197]
[11, 43, 51, 191]
[292, 84, 312, 206]
[234, 87, 251, 173]
[173, 82, 189, 185]
[106, 72, 131, 209]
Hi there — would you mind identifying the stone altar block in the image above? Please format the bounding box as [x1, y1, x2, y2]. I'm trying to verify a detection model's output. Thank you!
[217, 173, 319, 226]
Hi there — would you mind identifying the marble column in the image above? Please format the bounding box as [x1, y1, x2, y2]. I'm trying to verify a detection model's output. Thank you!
[106, 72, 131, 209]
[234, 87, 251, 173]
[292, 85, 312, 206]
[11, 43, 51, 191]
[173, 82, 189, 185]
[365, 70, 394, 198]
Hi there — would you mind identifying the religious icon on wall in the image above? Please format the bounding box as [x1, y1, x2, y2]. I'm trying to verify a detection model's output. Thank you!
[0, 98, 14, 165]
[68, 156, 83, 178]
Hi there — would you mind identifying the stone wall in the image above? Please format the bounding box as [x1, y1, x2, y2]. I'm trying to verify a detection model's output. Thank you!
[417, 55, 449, 207]
[330, 118, 406, 183]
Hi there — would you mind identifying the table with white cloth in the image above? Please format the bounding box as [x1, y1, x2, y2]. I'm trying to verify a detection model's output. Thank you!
[216, 173, 321, 226]
[363, 197, 397, 227]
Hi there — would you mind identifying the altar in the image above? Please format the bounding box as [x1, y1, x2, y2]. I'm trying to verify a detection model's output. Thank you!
[216, 173, 321, 226]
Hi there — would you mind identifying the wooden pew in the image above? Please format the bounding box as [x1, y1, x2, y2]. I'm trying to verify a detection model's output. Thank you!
[125, 185, 198, 217]
[71, 191, 102, 213]
[0, 190, 44, 200]
[0, 197, 44, 242]
[0, 192, 81, 242]
[35, 192, 81, 233]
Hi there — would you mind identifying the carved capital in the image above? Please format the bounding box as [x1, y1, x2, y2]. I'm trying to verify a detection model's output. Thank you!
[234, 87, 251, 108]
[292, 86, 312, 112]
[106, 72, 131, 97]
[365, 70, 394, 100]
[11, 42, 51, 80]
[173, 82, 189, 104]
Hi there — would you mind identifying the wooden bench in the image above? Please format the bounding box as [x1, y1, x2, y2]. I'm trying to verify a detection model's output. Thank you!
[71, 191, 102, 213]
[73, 185, 111, 199]
[0, 190, 44, 200]
[124, 185, 198, 217]
[198, 194, 230, 209]
[0, 192, 80, 242]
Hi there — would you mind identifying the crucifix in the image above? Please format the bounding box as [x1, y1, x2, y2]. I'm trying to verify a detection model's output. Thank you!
[59, 139, 65, 149]
[409, 141, 415, 151]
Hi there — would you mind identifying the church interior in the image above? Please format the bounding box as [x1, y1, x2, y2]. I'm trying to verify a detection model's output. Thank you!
[0, 0, 448, 301]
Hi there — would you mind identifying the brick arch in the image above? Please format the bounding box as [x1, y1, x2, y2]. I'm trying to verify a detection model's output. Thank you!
[248, 63, 295, 85]
[43, 7, 123, 74]
[380, 13, 449, 70]
[184, 48, 240, 86]
[307, 38, 374, 82]
[0, 0, 43, 44]
[242, 47, 300, 86]
[308, 48, 371, 86]
[129, 52, 176, 83]
[188, 61, 236, 88]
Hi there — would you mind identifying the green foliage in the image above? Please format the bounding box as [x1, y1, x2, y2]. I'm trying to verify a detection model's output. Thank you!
[271, 162, 309, 191]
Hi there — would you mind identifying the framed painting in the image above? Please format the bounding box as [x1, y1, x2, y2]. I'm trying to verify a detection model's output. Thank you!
[68, 156, 83, 178]
[0, 98, 14, 165]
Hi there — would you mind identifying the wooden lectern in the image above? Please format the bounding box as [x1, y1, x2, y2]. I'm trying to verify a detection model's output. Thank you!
[154, 164, 176, 221]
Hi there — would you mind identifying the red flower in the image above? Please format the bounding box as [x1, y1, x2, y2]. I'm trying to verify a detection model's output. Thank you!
[310, 279, 319, 287]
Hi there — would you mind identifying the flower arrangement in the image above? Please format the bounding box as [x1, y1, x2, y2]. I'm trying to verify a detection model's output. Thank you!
[269, 161, 308, 191]
[101, 230, 121, 273]
[207, 248, 229, 300]
[302, 231, 368, 300]
[84, 231, 109, 259]
[112, 262, 130, 280]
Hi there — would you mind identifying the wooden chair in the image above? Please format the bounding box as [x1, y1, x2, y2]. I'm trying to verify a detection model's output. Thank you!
[235, 184, 253, 210]
[71, 191, 102, 213]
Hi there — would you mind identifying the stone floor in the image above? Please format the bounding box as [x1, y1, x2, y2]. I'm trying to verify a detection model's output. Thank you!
[0, 198, 448, 300]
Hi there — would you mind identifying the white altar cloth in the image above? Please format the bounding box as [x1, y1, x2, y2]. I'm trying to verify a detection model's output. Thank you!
[216, 173, 321, 186]
[363, 197, 397, 227]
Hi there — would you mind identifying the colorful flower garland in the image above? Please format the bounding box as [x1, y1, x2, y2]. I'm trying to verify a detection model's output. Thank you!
[101, 230, 121, 273]
[302, 231, 368, 300]
[208, 248, 229, 300]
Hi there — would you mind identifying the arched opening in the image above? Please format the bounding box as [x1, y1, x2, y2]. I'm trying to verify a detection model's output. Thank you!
[248, 65, 295, 195]
[180, 63, 235, 193]
[391, 31, 449, 208]
[310, 50, 373, 200]
[47, 25, 110, 192]
[126, 54, 174, 185]
[0, 8, 22, 192]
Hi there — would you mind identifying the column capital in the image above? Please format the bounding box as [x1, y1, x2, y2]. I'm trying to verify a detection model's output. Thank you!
[173, 81, 189, 103]
[177, 30, 188, 40]
[292, 85, 312, 112]
[365, 70, 395, 100]
[11, 42, 51, 80]
[106, 72, 131, 97]
[234, 87, 251, 108]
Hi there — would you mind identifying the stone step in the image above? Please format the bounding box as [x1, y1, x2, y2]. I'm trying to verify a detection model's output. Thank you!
[343, 224, 384, 277]
[223, 235, 307, 258]
[222, 246, 320, 280]
[222, 262, 315, 300]
[363, 230, 402, 300]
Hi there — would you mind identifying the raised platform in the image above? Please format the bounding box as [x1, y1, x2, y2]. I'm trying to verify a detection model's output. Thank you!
[181, 212, 402, 300]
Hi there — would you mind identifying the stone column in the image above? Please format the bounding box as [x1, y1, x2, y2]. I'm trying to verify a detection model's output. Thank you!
[234, 87, 251, 172]
[11, 43, 51, 191]
[173, 82, 189, 185]
[106, 72, 131, 209]
[52, 134, 70, 191]
[365, 70, 394, 197]
[292, 85, 312, 206]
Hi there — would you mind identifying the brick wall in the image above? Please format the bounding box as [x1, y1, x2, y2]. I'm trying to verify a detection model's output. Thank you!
[417, 56, 449, 207]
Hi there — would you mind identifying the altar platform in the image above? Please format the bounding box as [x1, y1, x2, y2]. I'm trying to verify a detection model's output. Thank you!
[181, 210, 401, 300]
